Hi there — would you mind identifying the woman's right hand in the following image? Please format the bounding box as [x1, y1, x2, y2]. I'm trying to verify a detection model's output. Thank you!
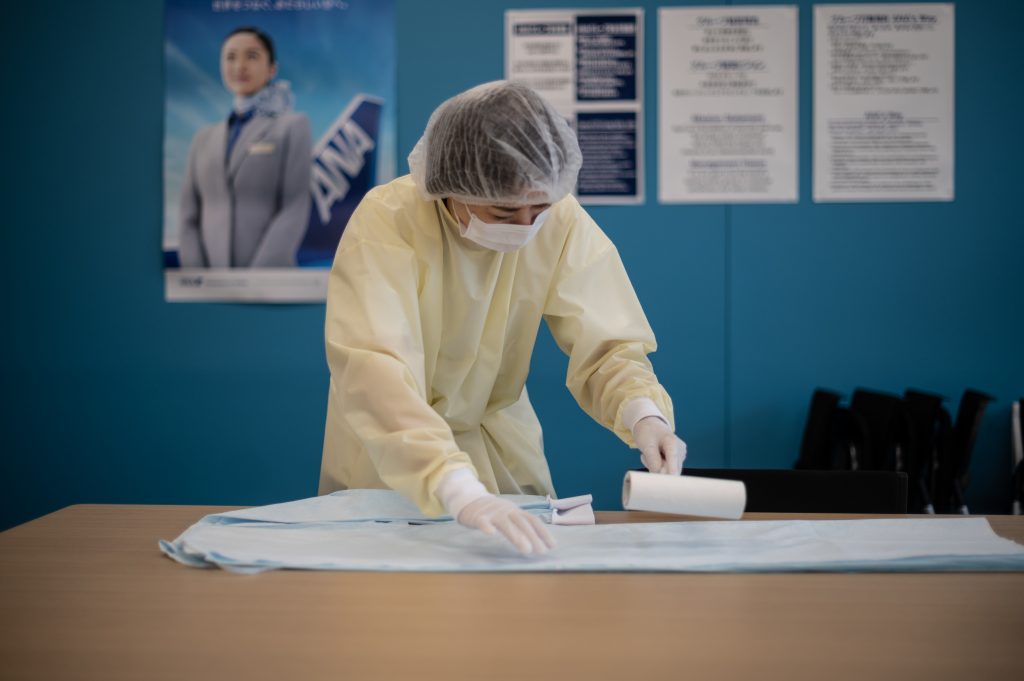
[457, 495, 556, 555]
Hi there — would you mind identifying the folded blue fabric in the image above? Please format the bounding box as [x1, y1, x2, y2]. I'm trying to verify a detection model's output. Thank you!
[198, 489, 550, 526]
[159, 490, 1024, 574]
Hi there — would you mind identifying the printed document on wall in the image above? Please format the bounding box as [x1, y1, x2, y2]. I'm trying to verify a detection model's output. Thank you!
[658, 6, 798, 203]
[506, 8, 644, 204]
[814, 4, 954, 202]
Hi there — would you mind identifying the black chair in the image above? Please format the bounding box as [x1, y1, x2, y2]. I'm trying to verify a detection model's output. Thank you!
[849, 388, 913, 472]
[1013, 460, 1023, 516]
[933, 390, 994, 514]
[903, 389, 951, 513]
[795, 389, 842, 470]
[683, 468, 909, 514]
[795, 388, 868, 471]
[1013, 399, 1023, 515]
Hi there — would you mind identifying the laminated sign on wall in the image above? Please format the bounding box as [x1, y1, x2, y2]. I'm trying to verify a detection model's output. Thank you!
[506, 8, 644, 205]
[658, 6, 798, 204]
[813, 4, 955, 202]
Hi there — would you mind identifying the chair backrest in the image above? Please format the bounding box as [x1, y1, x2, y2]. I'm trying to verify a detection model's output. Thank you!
[950, 390, 994, 479]
[902, 389, 951, 513]
[1013, 400, 1023, 515]
[849, 388, 913, 471]
[1013, 399, 1023, 472]
[795, 388, 868, 471]
[933, 390, 994, 513]
[795, 389, 842, 470]
[684, 468, 909, 514]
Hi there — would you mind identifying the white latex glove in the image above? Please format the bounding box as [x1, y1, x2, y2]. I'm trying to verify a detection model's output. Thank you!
[633, 416, 687, 475]
[457, 495, 557, 555]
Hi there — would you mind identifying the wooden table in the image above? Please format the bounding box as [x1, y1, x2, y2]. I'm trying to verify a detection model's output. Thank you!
[2, 505, 1023, 681]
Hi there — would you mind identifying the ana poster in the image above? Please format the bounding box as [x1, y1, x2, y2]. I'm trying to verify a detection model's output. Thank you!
[163, 0, 396, 302]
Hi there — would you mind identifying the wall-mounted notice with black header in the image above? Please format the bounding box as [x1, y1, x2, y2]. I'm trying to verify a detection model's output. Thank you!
[814, 4, 955, 202]
[505, 8, 644, 205]
[658, 6, 798, 204]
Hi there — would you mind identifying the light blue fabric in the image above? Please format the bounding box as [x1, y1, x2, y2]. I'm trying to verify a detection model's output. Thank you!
[159, 490, 1024, 574]
[200, 489, 549, 526]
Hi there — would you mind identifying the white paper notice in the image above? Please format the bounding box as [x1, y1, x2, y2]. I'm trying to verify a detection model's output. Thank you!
[814, 4, 955, 202]
[659, 6, 798, 203]
[506, 9, 644, 205]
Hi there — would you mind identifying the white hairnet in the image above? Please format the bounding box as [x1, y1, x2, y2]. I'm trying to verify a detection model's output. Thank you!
[408, 81, 582, 206]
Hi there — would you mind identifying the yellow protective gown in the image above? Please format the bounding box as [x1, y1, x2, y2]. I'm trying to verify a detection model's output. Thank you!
[319, 176, 674, 516]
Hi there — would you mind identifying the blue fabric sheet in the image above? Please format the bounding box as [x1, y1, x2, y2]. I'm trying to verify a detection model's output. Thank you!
[159, 490, 1024, 574]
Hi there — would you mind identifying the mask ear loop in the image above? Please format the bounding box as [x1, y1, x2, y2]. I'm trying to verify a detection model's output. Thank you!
[446, 198, 469, 233]
[446, 199, 462, 223]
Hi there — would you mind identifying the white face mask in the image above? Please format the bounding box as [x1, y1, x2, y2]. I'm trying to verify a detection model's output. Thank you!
[452, 200, 550, 253]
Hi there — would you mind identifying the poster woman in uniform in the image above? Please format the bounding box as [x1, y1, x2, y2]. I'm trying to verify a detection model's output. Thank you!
[178, 26, 312, 268]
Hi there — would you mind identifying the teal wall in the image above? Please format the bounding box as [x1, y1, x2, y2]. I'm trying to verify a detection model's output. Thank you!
[2, 1, 1022, 530]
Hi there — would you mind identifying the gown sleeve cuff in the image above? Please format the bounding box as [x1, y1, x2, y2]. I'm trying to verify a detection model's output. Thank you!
[622, 397, 669, 435]
[436, 467, 490, 520]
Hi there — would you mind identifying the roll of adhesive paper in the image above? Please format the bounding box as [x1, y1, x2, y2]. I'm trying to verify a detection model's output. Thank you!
[622, 471, 747, 519]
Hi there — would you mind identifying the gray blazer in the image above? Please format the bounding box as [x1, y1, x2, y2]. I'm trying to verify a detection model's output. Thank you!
[178, 112, 312, 268]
